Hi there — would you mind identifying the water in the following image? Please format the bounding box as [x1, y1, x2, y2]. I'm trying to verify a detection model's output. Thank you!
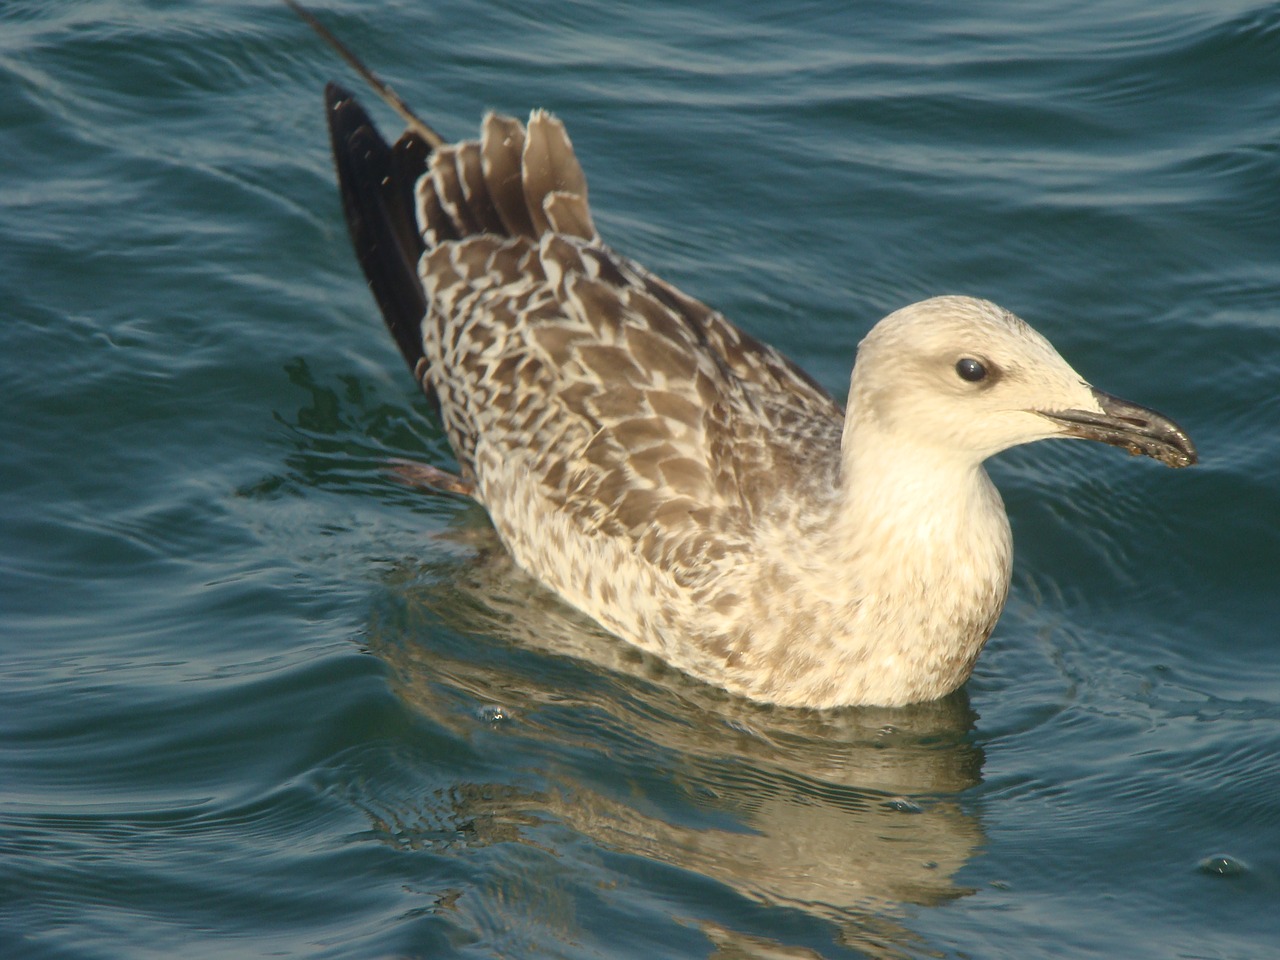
[2, 1, 1278, 957]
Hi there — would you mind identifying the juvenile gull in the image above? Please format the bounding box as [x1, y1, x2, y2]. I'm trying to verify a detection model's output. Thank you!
[314, 66, 1195, 707]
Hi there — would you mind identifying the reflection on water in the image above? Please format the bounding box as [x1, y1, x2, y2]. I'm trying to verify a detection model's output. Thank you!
[361, 522, 985, 957]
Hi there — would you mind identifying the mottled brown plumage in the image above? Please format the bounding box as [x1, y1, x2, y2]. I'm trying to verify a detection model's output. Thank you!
[321, 81, 1195, 707]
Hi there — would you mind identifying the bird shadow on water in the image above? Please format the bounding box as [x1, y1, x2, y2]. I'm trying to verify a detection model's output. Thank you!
[357, 520, 988, 958]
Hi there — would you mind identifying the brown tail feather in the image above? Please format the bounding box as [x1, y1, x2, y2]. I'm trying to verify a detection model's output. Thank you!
[480, 113, 536, 238]
[520, 111, 596, 240]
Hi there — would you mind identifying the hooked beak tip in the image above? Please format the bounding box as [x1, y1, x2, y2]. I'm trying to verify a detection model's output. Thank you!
[1040, 388, 1197, 469]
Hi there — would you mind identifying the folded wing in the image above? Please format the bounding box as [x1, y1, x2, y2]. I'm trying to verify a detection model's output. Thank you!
[324, 84, 844, 576]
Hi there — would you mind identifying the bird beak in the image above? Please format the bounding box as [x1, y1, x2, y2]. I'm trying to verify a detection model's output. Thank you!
[1038, 388, 1198, 468]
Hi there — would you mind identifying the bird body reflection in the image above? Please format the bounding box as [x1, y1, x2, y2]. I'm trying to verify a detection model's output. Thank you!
[359, 536, 985, 956]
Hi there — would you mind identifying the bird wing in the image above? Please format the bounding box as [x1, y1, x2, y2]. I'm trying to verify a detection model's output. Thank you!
[325, 84, 844, 575]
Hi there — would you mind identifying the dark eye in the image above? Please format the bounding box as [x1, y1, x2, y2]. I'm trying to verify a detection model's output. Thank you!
[955, 357, 987, 383]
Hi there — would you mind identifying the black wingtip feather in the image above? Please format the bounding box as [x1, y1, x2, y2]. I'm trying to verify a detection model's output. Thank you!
[324, 83, 433, 389]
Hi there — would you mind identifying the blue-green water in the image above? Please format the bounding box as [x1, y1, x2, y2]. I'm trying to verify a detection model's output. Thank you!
[3, 2, 1278, 957]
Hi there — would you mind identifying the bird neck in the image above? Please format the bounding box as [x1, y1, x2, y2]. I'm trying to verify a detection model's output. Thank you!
[820, 421, 1014, 702]
[836, 426, 1005, 552]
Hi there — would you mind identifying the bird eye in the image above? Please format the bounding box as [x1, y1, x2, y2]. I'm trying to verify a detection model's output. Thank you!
[955, 357, 987, 383]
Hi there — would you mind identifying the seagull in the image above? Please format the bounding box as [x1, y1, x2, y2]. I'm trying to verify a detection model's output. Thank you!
[290, 3, 1196, 708]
